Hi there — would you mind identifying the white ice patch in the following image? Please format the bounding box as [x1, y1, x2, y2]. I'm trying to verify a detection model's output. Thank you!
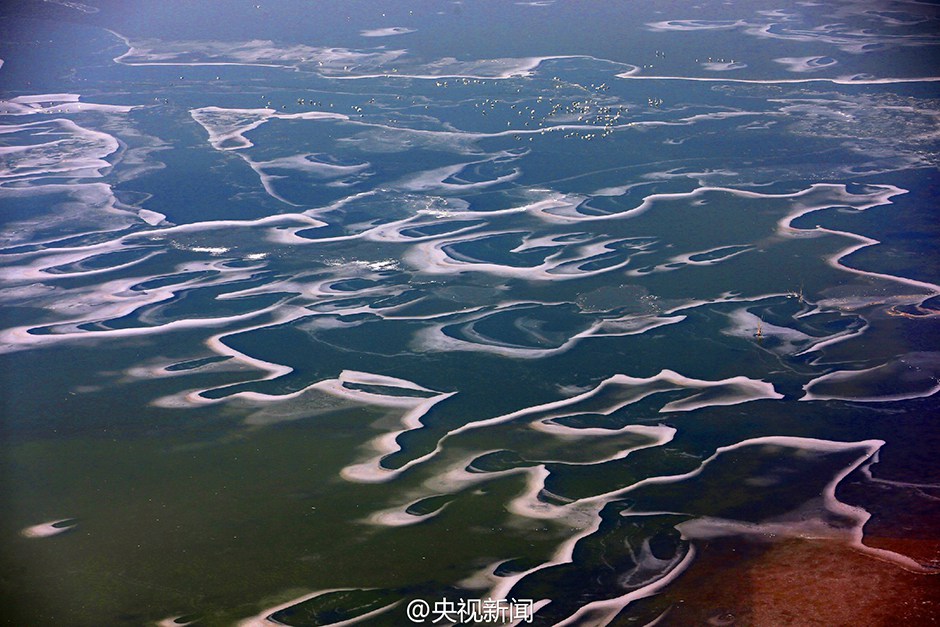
[774, 55, 839, 73]
[236, 588, 399, 627]
[20, 519, 76, 538]
[360, 27, 416, 37]
[802, 352, 940, 402]
[701, 61, 748, 71]
[138, 209, 167, 226]
[0, 93, 133, 115]
[0, 118, 121, 182]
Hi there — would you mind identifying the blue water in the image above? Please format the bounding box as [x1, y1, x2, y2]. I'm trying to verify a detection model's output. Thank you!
[1, 1, 939, 625]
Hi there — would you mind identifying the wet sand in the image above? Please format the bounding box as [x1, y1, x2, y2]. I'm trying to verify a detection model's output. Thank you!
[641, 537, 939, 626]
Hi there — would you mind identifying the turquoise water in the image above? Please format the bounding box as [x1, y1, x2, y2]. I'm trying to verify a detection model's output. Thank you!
[1, 1, 939, 625]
